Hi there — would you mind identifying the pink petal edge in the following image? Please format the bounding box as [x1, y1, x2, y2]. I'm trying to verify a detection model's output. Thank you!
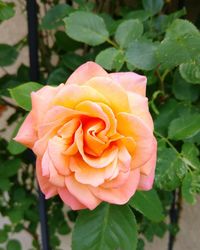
[138, 150, 157, 191]
[109, 72, 147, 96]
[66, 61, 108, 85]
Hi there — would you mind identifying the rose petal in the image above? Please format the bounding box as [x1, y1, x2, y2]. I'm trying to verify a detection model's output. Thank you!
[34, 106, 81, 156]
[91, 168, 140, 204]
[65, 175, 101, 210]
[36, 158, 57, 199]
[75, 100, 116, 137]
[58, 118, 80, 139]
[38, 106, 81, 138]
[66, 61, 108, 85]
[102, 146, 132, 189]
[118, 144, 132, 172]
[31, 84, 64, 125]
[109, 72, 146, 96]
[102, 169, 130, 189]
[48, 136, 71, 176]
[58, 187, 86, 210]
[120, 136, 136, 155]
[128, 92, 153, 130]
[117, 113, 155, 170]
[140, 137, 157, 175]
[75, 125, 118, 168]
[42, 148, 65, 187]
[14, 111, 37, 148]
[53, 84, 109, 109]
[70, 155, 118, 187]
[97, 102, 117, 137]
[86, 77, 130, 113]
[138, 149, 157, 190]
[33, 127, 55, 157]
[83, 119, 107, 156]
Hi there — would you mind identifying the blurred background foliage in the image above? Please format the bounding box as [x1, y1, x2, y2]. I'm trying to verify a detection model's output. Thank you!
[0, 0, 200, 249]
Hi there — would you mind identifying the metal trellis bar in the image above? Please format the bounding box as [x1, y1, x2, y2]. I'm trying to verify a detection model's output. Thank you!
[26, 1, 50, 249]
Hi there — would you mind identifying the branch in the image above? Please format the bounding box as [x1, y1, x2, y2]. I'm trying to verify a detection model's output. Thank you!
[0, 97, 18, 109]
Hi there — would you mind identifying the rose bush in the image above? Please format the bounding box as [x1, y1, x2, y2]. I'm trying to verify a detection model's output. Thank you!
[1, 1, 200, 249]
[14, 62, 157, 210]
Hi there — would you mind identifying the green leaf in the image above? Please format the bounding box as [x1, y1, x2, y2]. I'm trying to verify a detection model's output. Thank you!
[0, 79, 20, 97]
[143, 221, 167, 241]
[55, 31, 81, 52]
[74, 0, 95, 11]
[168, 114, 200, 140]
[64, 11, 109, 46]
[181, 142, 200, 170]
[165, 19, 199, 39]
[129, 189, 164, 222]
[0, 179, 11, 191]
[100, 13, 119, 35]
[62, 53, 85, 70]
[179, 60, 200, 84]
[41, 4, 72, 30]
[125, 10, 151, 21]
[8, 209, 24, 224]
[126, 40, 158, 70]
[13, 224, 24, 233]
[7, 117, 26, 155]
[172, 70, 199, 102]
[13, 188, 26, 202]
[146, 71, 157, 85]
[9, 82, 42, 110]
[168, 7, 186, 20]
[25, 208, 39, 223]
[136, 238, 145, 250]
[68, 210, 78, 222]
[0, 159, 21, 177]
[50, 235, 60, 248]
[6, 240, 21, 250]
[126, 62, 136, 71]
[0, 44, 18, 66]
[155, 8, 187, 33]
[157, 19, 200, 69]
[58, 221, 71, 235]
[182, 173, 197, 204]
[142, 0, 164, 15]
[186, 131, 200, 145]
[154, 99, 179, 136]
[16, 64, 30, 82]
[0, 229, 8, 243]
[72, 203, 138, 250]
[115, 19, 143, 48]
[47, 67, 70, 85]
[0, 2, 15, 21]
[157, 34, 200, 69]
[155, 147, 187, 190]
[95, 47, 124, 71]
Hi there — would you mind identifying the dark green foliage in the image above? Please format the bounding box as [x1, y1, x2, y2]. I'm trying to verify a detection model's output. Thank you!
[72, 203, 138, 250]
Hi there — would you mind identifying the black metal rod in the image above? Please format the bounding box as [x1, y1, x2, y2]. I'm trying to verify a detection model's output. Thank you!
[168, 190, 178, 250]
[27, 0, 39, 81]
[38, 189, 50, 250]
[26, 1, 50, 249]
[168, 191, 176, 250]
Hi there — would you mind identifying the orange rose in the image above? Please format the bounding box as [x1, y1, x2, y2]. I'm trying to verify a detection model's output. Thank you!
[14, 62, 157, 210]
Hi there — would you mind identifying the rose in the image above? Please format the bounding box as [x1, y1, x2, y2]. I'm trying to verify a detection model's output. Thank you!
[14, 62, 157, 210]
